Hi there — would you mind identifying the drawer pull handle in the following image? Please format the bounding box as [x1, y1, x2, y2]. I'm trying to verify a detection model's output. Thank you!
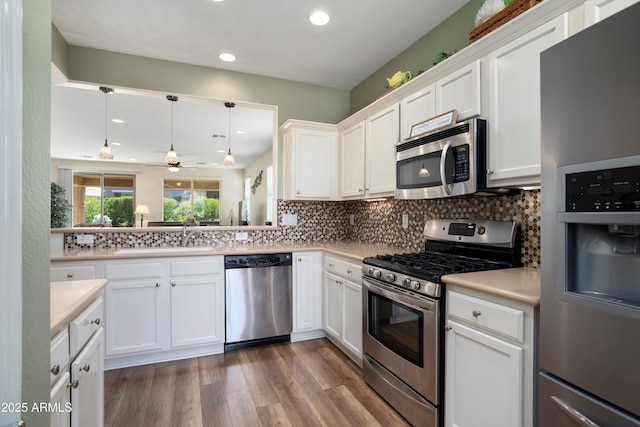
[90, 318, 101, 326]
[156, 283, 160, 288]
[347, 270, 352, 274]
[67, 273, 73, 278]
[444, 325, 452, 332]
[67, 380, 79, 389]
[298, 258, 302, 262]
[171, 282, 177, 287]
[50, 364, 60, 375]
[329, 263, 334, 267]
[80, 364, 91, 372]
[472, 310, 482, 317]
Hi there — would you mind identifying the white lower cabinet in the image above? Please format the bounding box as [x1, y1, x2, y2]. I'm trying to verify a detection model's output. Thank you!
[50, 296, 104, 427]
[445, 288, 536, 427]
[103, 256, 225, 368]
[71, 328, 104, 427]
[291, 252, 324, 341]
[323, 255, 363, 365]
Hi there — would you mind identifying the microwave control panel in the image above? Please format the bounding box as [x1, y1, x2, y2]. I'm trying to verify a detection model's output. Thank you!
[565, 164, 640, 211]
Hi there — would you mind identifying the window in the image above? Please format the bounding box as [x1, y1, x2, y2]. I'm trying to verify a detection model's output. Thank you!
[73, 173, 135, 227]
[163, 178, 220, 223]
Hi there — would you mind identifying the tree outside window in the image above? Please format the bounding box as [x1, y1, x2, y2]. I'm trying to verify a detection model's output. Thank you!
[163, 179, 220, 223]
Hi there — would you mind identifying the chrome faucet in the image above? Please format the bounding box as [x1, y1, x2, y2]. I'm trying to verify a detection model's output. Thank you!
[180, 218, 200, 247]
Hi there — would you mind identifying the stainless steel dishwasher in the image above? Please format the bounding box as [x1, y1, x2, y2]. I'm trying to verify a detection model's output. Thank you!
[224, 253, 292, 351]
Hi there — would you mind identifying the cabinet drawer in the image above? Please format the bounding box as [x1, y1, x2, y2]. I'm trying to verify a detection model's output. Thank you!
[325, 256, 362, 282]
[170, 257, 222, 277]
[448, 291, 524, 343]
[51, 265, 96, 282]
[50, 329, 69, 386]
[69, 296, 103, 356]
[106, 262, 163, 280]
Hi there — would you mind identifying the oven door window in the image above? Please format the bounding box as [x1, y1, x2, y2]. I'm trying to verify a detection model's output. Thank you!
[396, 144, 469, 189]
[368, 291, 424, 367]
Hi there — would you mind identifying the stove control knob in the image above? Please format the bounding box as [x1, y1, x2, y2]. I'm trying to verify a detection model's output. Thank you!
[373, 269, 382, 279]
[367, 268, 375, 276]
[402, 278, 411, 288]
[385, 273, 396, 282]
[411, 281, 421, 290]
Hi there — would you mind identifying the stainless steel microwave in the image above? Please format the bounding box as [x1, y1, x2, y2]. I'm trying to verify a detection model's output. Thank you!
[395, 118, 487, 200]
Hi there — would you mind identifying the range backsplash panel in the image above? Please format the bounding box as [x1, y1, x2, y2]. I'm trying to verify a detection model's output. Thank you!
[63, 190, 540, 267]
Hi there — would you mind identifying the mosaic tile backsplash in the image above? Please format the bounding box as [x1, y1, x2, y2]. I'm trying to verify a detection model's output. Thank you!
[64, 190, 541, 267]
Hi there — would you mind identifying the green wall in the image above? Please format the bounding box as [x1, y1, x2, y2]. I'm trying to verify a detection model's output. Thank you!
[23, 0, 52, 426]
[350, 0, 483, 113]
[61, 46, 350, 126]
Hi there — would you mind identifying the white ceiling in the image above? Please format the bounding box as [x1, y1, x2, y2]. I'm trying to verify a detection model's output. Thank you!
[50, 0, 470, 169]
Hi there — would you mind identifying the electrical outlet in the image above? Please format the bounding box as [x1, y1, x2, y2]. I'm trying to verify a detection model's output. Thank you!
[282, 214, 298, 226]
[235, 232, 248, 241]
[349, 214, 354, 225]
[402, 213, 409, 229]
[76, 234, 94, 245]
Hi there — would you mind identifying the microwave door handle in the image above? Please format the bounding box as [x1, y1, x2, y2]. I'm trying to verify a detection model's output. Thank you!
[439, 140, 453, 195]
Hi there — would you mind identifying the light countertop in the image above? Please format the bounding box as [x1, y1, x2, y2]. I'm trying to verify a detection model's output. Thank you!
[50, 241, 407, 264]
[51, 279, 108, 336]
[442, 267, 541, 306]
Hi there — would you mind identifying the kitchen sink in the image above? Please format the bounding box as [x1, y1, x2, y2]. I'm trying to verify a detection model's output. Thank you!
[114, 247, 216, 255]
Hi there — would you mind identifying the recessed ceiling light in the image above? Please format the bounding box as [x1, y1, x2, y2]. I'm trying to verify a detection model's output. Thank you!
[217, 150, 226, 153]
[129, 158, 137, 161]
[236, 130, 245, 134]
[111, 119, 124, 124]
[309, 11, 330, 26]
[212, 0, 223, 2]
[111, 142, 121, 146]
[212, 162, 218, 166]
[219, 53, 236, 62]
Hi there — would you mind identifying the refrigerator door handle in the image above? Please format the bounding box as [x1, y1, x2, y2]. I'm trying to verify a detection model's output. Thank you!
[551, 395, 601, 427]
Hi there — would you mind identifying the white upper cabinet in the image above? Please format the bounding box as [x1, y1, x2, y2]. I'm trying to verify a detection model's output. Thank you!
[584, 0, 640, 26]
[340, 121, 366, 198]
[282, 120, 339, 200]
[485, 13, 568, 187]
[365, 103, 400, 196]
[400, 84, 436, 141]
[340, 103, 399, 199]
[435, 60, 481, 121]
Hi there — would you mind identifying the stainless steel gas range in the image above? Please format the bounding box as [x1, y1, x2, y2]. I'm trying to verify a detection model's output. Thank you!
[361, 219, 522, 427]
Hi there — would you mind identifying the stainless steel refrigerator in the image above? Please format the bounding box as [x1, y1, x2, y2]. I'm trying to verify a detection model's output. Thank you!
[539, 3, 640, 426]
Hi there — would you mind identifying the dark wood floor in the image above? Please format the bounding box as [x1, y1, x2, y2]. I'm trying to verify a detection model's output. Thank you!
[104, 338, 411, 427]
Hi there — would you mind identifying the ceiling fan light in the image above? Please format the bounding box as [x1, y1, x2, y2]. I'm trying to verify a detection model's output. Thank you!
[167, 162, 182, 173]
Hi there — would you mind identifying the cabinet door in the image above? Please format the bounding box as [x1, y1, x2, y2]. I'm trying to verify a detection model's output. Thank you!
[366, 103, 399, 196]
[584, 0, 640, 26]
[486, 14, 568, 187]
[71, 328, 104, 427]
[342, 279, 362, 357]
[401, 84, 436, 140]
[436, 60, 481, 120]
[445, 320, 523, 427]
[323, 273, 343, 339]
[50, 372, 71, 427]
[293, 128, 336, 199]
[170, 276, 224, 347]
[105, 280, 164, 355]
[293, 252, 322, 332]
[340, 121, 366, 198]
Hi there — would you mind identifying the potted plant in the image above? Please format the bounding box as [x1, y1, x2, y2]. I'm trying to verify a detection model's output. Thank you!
[51, 182, 72, 228]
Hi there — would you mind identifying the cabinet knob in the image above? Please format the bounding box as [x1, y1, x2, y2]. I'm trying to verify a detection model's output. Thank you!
[487, 169, 494, 175]
[67, 273, 73, 278]
[80, 364, 91, 372]
[67, 379, 79, 389]
[50, 364, 60, 375]
[472, 310, 482, 317]
[347, 269, 352, 274]
[329, 263, 334, 267]
[358, 189, 363, 193]
[171, 282, 177, 287]
[90, 318, 101, 326]
[156, 283, 160, 287]
[297, 258, 302, 262]
[444, 325, 452, 332]
[296, 191, 301, 195]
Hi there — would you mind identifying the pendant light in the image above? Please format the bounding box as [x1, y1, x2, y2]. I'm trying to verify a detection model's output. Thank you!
[98, 86, 115, 160]
[223, 102, 236, 167]
[165, 95, 181, 172]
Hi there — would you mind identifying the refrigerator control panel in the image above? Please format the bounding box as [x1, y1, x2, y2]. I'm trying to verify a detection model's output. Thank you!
[566, 164, 640, 212]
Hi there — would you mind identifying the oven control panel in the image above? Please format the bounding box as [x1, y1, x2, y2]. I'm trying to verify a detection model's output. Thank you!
[362, 266, 440, 298]
[566, 164, 640, 212]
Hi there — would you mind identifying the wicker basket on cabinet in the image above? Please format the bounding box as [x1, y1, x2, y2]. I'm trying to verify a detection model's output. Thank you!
[469, 0, 543, 43]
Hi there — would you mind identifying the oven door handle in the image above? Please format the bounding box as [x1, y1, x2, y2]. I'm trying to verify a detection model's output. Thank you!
[363, 279, 437, 313]
[439, 140, 453, 195]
